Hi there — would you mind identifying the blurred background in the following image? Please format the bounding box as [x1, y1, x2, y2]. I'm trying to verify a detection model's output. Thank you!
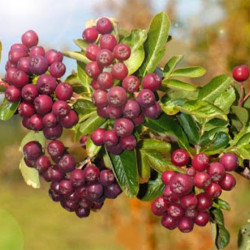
[0, 0, 249, 249]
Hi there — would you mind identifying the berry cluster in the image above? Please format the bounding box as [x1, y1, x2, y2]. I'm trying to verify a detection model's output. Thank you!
[152, 149, 237, 233]
[4, 30, 78, 139]
[23, 140, 122, 217]
[82, 17, 162, 154]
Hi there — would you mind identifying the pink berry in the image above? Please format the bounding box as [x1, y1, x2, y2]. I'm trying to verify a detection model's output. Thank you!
[192, 153, 210, 171]
[232, 65, 249, 82]
[171, 149, 189, 167]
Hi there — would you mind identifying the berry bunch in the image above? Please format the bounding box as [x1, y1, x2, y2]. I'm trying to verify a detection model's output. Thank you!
[152, 149, 237, 233]
[23, 140, 122, 217]
[4, 30, 78, 139]
[82, 17, 162, 154]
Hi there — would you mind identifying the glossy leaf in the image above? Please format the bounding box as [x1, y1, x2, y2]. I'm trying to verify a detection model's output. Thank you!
[0, 98, 19, 121]
[63, 51, 90, 64]
[77, 61, 92, 94]
[204, 118, 229, 131]
[162, 79, 197, 92]
[214, 87, 235, 114]
[139, 12, 170, 76]
[108, 150, 139, 197]
[121, 29, 147, 74]
[163, 55, 183, 78]
[213, 198, 231, 211]
[198, 75, 231, 102]
[86, 137, 101, 158]
[171, 66, 206, 78]
[137, 149, 151, 180]
[73, 99, 96, 120]
[231, 105, 249, 127]
[160, 98, 184, 116]
[74, 39, 88, 51]
[138, 138, 171, 154]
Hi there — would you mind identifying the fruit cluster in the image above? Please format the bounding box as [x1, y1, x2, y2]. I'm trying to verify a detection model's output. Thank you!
[82, 17, 162, 154]
[23, 140, 122, 217]
[4, 30, 78, 139]
[151, 149, 237, 233]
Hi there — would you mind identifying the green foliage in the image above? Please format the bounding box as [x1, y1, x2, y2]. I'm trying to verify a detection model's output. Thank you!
[74, 39, 88, 51]
[63, 51, 90, 64]
[171, 66, 206, 78]
[77, 61, 92, 95]
[0, 98, 19, 121]
[238, 221, 250, 250]
[162, 79, 197, 92]
[163, 55, 183, 77]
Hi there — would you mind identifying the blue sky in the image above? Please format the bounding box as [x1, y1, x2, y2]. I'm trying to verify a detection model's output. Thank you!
[0, 0, 224, 77]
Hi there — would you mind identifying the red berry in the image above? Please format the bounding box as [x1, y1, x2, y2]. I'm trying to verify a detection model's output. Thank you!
[17, 57, 30, 74]
[83, 165, 100, 183]
[96, 17, 113, 34]
[85, 44, 101, 61]
[21, 84, 38, 102]
[136, 89, 155, 108]
[59, 179, 74, 196]
[106, 105, 123, 119]
[132, 113, 145, 126]
[47, 140, 65, 161]
[12, 70, 29, 88]
[232, 65, 249, 82]
[107, 86, 127, 107]
[96, 49, 114, 67]
[55, 82, 73, 101]
[29, 114, 43, 131]
[208, 162, 225, 182]
[114, 118, 134, 137]
[58, 154, 76, 173]
[142, 73, 162, 91]
[120, 135, 136, 151]
[171, 149, 189, 167]
[36, 74, 57, 95]
[5, 85, 21, 102]
[92, 89, 108, 107]
[168, 203, 184, 219]
[219, 153, 238, 171]
[45, 49, 63, 65]
[123, 100, 141, 119]
[23, 141, 43, 160]
[100, 169, 115, 186]
[49, 62, 66, 78]
[90, 128, 105, 145]
[103, 130, 119, 147]
[100, 34, 117, 50]
[197, 193, 212, 211]
[162, 185, 179, 203]
[82, 27, 98, 43]
[180, 193, 198, 209]
[192, 153, 210, 171]
[112, 62, 128, 80]
[161, 170, 175, 185]
[97, 106, 109, 118]
[29, 46, 45, 57]
[52, 100, 70, 117]
[161, 214, 178, 230]
[205, 183, 222, 198]
[142, 102, 162, 119]
[219, 173, 236, 191]
[35, 155, 51, 173]
[43, 124, 63, 140]
[122, 75, 140, 93]
[21, 30, 39, 48]
[151, 196, 168, 216]
[97, 72, 113, 89]
[195, 211, 210, 226]
[106, 143, 123, 155]
[18, 102, 35, 117]
[34, 95, 53, 115]
[178, 217, 194, 233]
[8, 48, 27, 64]
[113, 44, 131, 61]
[194, 172, 211, 189]
[59, 110, 78, 128]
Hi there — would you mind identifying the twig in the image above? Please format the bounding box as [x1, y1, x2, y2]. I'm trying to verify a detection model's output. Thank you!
[235, 167, 250, 180]
[242, 92, 250, 104]
[238, 83, 245, 107]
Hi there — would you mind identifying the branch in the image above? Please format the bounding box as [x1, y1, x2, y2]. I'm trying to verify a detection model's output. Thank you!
[235, 167, 250, 180]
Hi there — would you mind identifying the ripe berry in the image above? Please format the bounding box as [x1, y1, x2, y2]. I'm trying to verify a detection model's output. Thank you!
[22, 117, 32, 130]
[59, 179, 74, 196]
[171, 149, 189, 167]
[107, 86, 127, 107]
[96, 49, 114, 67]
[194, 211, 210, 226]
[91, 128, 105, 145]
[82, 27, 98, 43]
[151, 196, 168, 216]
[219, 173, 236, 191]
[70, 169, 85, 187]
[185, 209, 198, 219]
[106, 143, 123, 155]
[192, 153, 210, 172]
[136, 89, 155, 108]
[29, 46, 45, 57]
[17, 57, 30, 74]
[59, 110, 78, 128]
[97, 72, 113, 89]
[142, 73, 162, 91]
[205, 183, 222, 198]
[23, 141, 43, 160]
[85, 62, 102, 79]
[100, 169, 115, 186]
[178, 217, 194, 233]
[36, 74, 57, 95]
[47, 140, 65, 160]
[43, 124, 63, 140]
[96, 17, 113, 34]
[5, 85, 21, 102]
[92, 89, 108, 108]
[45, 49, 63, 65]
[34, 95, 53, 115]
[52, 100, 70, 117]
[219, 153, 238, 171]
[194, 172, 211, 189]
[86, 44, 101, 61]
[104, 183, 122, 199]
[58, 154, 76, 173]
[42, 113, 57, 128]
[76, 185, 88, 198]
[49, 62, 66, 78]
[161, 170, 175, 185]
[208, 162, 225, 182]
[132, 113, 145, 126]
[180, 193, 198, 209]
[161, 214, 178, 230]
[11, 43, 28, 52]
[197, 193, 212, 211]
[86, 183, 104, 200]
[24, 157, 35, 168]
[232, 65, 249, 82]
[18, 102, 35, 117]
[112, 62, 128, 80]
[61, 199, 79, 212]
[79, 197, 93, 209]
[91, 80, 100, 90]
[8, 48, 27, 64]
[186, 167, 196, 177]
[100, 34, 117, 50]
[29, 55, 48, 75]
[169, 173, 193, 197]
[12, 70, 29, 88]
[168, 203, 184, 219]
[5, 68, 17, 83]
[21, 84, 38, 102]
[97, 106, 108, 118]
[29, 114, 43, 131]
[35, 155, 51, 173]
[106, 105, 123, 119]
[142, 102, 162, 119]
[67, 192, 80, 202]
[120, 135, 136, 151]
[122, 75, 140, 93]
[113, 44, 131, 61]
[162, 185, 179, 203]
[21, 30, 38, 48]
[114, 118, 134, 137]
[103, 130, 118, 147]
[83, 165, 100, 183]
[55, 82, 73, 101]
[49, 189, 62, 202]
[76, 207, 90, 218]
[123, 100, 140, 119]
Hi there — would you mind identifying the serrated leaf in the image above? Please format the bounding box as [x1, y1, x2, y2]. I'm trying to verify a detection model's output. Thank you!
[177, 113, 199, 145]
[180, 100, 227, 121]
[214, 87, 236, 114]
[0, 98, 19, 121]
[63, 51, 90, 64]
[198, 75, 231, 102]
[137, 173, 165, 201]
[74, 39, 88, 51]
[77, 61, 92, 95]
[231, 105, 249, 127]
[86, 135, 101, 158]
[108, 150, 139, 197]
[162, 79, 197, 92]
[139, 12, 170, 76]
[163, 55, 183, 78]
[144, 113, 190, 152]
[171, 66, 206, 78]
[121, 29, 147, 75]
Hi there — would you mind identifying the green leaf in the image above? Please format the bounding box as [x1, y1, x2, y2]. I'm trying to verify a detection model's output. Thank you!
[137, 173, 165, 201]
[180, 100, 227, 121]
[86, 136, 101, 158]
[210, 208, 230, 249]
[20, 131, 46, 150]
[238, 222, 250, 250]
[138, 138, 171, 154]
[74, 39, 88, 51]
[213, 198, 231, 211]
[171, 66, 206, 78]
[198, 75, 231, 102]
[144, 113, 190, 152]
[137, 149, 151, 179]
[108, 150, 139, 197]
[121, 29, 147, 75]
[237, 144, 250, 159]
[163, 55, 183, 78]
[160, 98, 184, 116]
[177, 113, 199, 145]
[231, 105, 249, 127]
[73, 99, 96, 121]
[63, 51, 90, 64]
[162, 79, 197, 92]
[0, 98, 19, 121]
[214, 87, 236, 114]
[77, 61, 92, 95]
[139, 12, 170, 76]
[204, 118, 229, 131]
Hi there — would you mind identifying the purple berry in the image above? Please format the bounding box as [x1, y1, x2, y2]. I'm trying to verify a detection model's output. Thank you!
[49, 62, 66, 78]
[52, 100, 70, 117]
[162, 185, 179, 203]
[46, 166, 65, 182]
[29, 55, 48, 75]
[142, 73, 162, 91]
[86, 183, 104, 201]
[100, 34, 117, 50]
[103, 130, 119, 147]
[23, 141, 43, 160]
[142, 102, 162, 119]
[34, 95, 53, 115]
[59, 179, 74, 196]
[114, 118, 134, 137]
[106, 143, 123, 155]
[42, 113, 57, 128]
[83, 165, 100, 183]
[43, 124, 63, 139]
[136, 89, 155, 108]
[123, 100, 140, 119]
[35, 155, 51, 173]
[75, 207, 90, 218]
[97, 106, 108, 118]
[55, 82, 73, 101]
[92, 89, 108, 107]
[100, 169, 115, 186]
[36, 74, 57, 95]
[132, 113, 145, 126]
[192, 153, 210, 172]
[104, 183, 122, 199]
[219, 153, 238, 171]
[58, 154, 76, 173]
[120, 135, 136, 151]
[111, 62, 128, 80]
[59, 110, 78, 128]
[21, 84, 38, 102]
[21, 30, 38, 48]
[96, 17, 113, 34]
[47, 140, 65, 160]
[70, 169, 85, 187]
[106, 105, 123, 119]
[91, 128, 106, 145]
[107, 86, 127, 107]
